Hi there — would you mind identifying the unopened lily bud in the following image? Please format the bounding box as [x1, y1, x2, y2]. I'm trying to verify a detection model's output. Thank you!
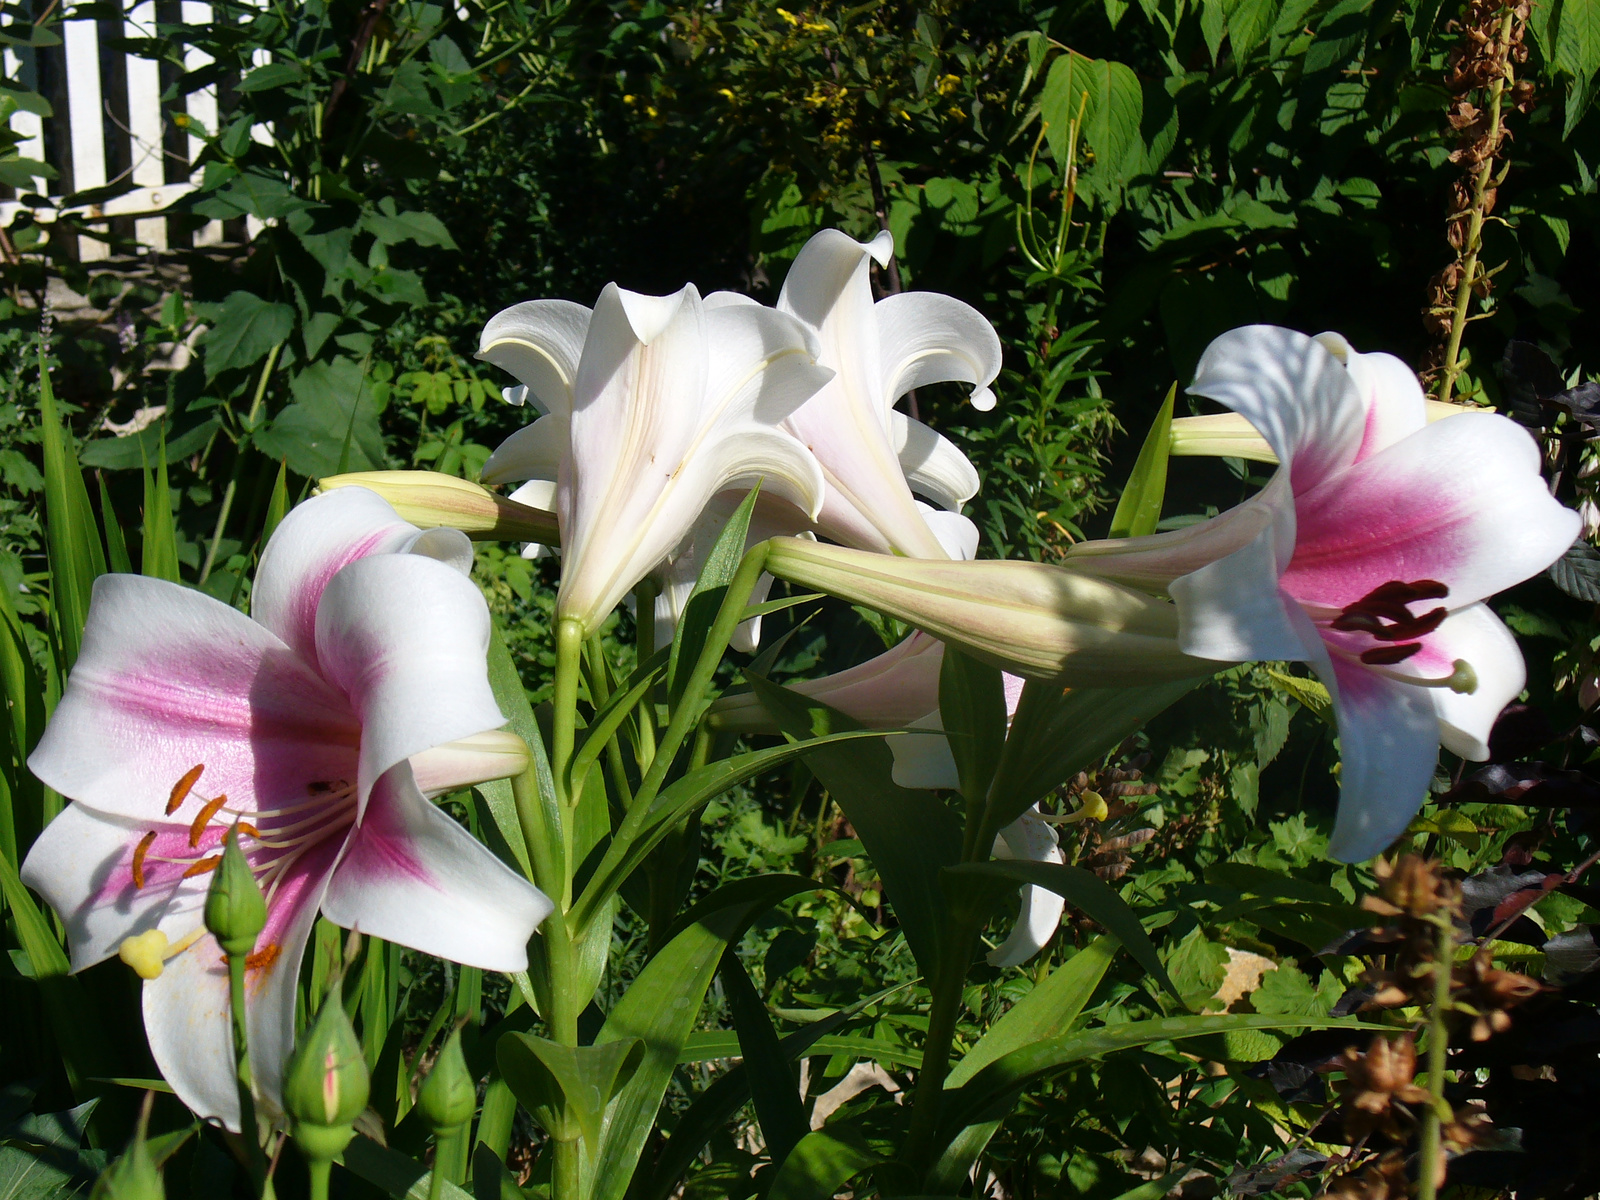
[1169, 400, 1472, 463]
[416, 1028, 476, 1136]
[283, 992, 370, 1163]
[409, 730, 530, 796]
[762, 537, 1213, 686]
[319, 471, 559, 545]
[203, 825, 265, 959]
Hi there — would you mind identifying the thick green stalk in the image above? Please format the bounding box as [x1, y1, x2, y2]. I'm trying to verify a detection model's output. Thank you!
[552, 617, 585, 868]
[428, 1129, 462, 1200]
[902, 920, 979, 1167]
[1416, 914, 1455, 1200]
[1438, 10, 1515, 405]
[307, 1159, 331, 1200]
[227, 954, 270, 1195]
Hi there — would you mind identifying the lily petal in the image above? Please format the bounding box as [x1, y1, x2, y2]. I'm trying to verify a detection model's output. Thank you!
[988, 809, 1065, 968]
[312, 554, 505, 808]
[26, 575, 358, 824]
[891, 411, 981, 510]
[1320, 654, 1443, 863]
[888, 712, 958, 790]
[477, 299, 592, 417]
[921, 506, 980, 561]
[19, 803, 210, 971]
[876, 291, 1003, 412]
[1190, 326, 1367, 495]
[1401, 603, 1525, 761]
[1314, 333, 1428, 461]
[1171, 510, 1313, 663]
[320, 763, 551, 971]
[1284, 412, 1581, 611]
[482, 412, 569, 486]
[144, 836, 338, 1129]
[254, 487, 471, 668]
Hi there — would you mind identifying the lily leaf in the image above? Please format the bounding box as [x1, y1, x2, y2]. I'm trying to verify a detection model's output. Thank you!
[496, 1034, 644, 1147]
[1108, 383, 1174, 538]
[939, 646, 1007, 807]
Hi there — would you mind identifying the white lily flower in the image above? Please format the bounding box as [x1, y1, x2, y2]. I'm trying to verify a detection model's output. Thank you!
[22, 488, 552, 1130]
[479, 284, 832, 633]
[775, 228, 1000, 558]
[1069, 327, 1580, 861]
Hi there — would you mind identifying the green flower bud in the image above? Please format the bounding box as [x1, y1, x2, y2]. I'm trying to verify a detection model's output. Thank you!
[283, 992, 370, 1164]
[416, 1028, 476, 1136]
[90, 1130, 164, 1200]
[203, 825, 266, 959]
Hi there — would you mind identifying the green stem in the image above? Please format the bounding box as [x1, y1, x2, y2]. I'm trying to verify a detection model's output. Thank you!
[200, 341, 281, 584]
[227, 954, 269, 1196]
[307, 1159, 330, 1200]
[554, 1136, 581, 1200]
[1416, 915, 1455, 1200]
[1438, 10, 1515, 405]
[902, 921, 979, 1167]
[552, 617, 585, 872]
[429, 1128, 464, 1200]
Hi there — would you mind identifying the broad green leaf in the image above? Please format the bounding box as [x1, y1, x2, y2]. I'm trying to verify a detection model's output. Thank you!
[743, 675, 962, 975]
[938, 1014, 1381, 1136]
[237, 61, 304, 92]
[79, 414, 219, 470]
[256, 358, 386, 478]
[720, 953, 807, 1165]
[197, 291, 293, 379]
[1263, 668, 1334, 725]
[496, 1034, 644, 1146]
[1039, 53, 1144, 186]
[667, 487, 759, 708]
[767, 1126, 881, 1200]
[942, 862, 1176, 1000]
[938, 646, 1006, 807]
[1107, 385, 1174, 538]
[987, 678, 1202, 830]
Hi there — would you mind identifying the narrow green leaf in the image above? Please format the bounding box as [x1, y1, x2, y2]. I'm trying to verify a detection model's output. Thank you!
[942, 861, 1177, 1000]
[1108, 384, 1174, 538]
[667, 488, 760, 707]
[938, 1014, 1382, 1137]
[97, 473, 132, 574]
[568, 648, 667, 803]
[589, 906, 754, 1200]
[767, 1125, 882, 1200]
[140, 439, 179, 583]
[572, 731, 883, 931]
[262, 458, 289, 546]
[926, 937, 1119, 1191]
[987, 677, 1201, 831]
[340, 1134, 474, 1199]
[720, 953, 808, 1166]
[639, 981, 915, 1200]
[38, 350, 100, 665]
[496, 1034, 644, 1147]
[938, 646, 1007, 807]
[743, 674, 962, 976]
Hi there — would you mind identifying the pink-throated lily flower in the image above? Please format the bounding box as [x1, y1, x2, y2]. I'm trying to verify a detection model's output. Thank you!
[21, 487, 552, 1130]
[478, 283, 833, 633]
[1069, 326, 1580, 861]
[771, 228, 999, 559]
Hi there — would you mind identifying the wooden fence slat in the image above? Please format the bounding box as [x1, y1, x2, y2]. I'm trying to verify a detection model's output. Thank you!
[179, 0, 221, 247]
[62, 14, 108, 260]
[124, 0, 167, 250]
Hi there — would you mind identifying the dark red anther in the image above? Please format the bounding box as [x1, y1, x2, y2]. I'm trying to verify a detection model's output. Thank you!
[1370, 606, 1448, 642]
[1360, 643, 1424, 665]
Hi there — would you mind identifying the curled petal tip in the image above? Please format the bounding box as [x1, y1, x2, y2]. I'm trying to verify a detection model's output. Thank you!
[969, 385, 997, 412]
[502, 384, 529, 406]
[867, 228, 895, 267]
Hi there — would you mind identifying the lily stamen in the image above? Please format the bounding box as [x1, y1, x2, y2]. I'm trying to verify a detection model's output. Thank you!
[1363, 657, 1480, 695]
[166, 764, 205, 815]
[188, 794, 229, 847]
[181, 855, 223, 879]
[131, 830, 158, 889]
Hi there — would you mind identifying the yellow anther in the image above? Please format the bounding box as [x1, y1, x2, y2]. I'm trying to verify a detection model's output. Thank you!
[167, 764, 205, 815]
[182, 854, 223, 879]
[119, 930, 169, 979]
[189, 793, 228, 847]
[131, 830, 158, 889]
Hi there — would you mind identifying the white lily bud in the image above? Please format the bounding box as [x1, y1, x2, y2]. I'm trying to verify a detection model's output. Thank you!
[319, 471, 558, 545]
[763, 537, 1212, 685]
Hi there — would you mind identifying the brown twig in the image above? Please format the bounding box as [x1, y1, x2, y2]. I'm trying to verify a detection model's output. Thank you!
[323, 0, 392, 138]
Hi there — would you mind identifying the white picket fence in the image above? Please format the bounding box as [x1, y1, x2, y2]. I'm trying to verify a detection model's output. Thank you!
[2, 2, 265, 261]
